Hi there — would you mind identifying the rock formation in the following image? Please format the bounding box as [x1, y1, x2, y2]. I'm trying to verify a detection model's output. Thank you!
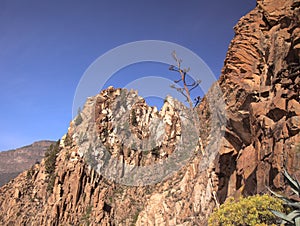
[0, 86, 224, 225]
[216, 0, 300, 202]
[0, 0, 299, 225]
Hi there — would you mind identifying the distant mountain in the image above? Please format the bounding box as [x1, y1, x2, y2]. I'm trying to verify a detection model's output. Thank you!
[0, 140, 54, 187]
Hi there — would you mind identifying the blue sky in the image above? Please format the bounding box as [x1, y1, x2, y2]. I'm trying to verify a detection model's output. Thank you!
[0, 0, 256, 151]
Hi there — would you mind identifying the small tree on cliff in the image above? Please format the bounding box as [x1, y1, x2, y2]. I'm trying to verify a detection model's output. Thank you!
[169, 51, 202, 108]
[169, 52, 222, 210]
[44, 140, 61, 192]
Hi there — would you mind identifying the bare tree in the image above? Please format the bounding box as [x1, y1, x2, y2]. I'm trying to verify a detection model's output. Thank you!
[169, 51, 202, 109]
[169, 51, 219, 208]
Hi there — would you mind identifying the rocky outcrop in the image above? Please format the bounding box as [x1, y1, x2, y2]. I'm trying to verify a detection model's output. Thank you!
[216, 0, 300, 202]
[0, 0, 299, 225]
[0, 86, 225, 225]
[0, 140, 54, 187]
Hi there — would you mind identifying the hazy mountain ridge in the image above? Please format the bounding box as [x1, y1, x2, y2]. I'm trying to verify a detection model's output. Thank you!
[0, 140, 54, 187]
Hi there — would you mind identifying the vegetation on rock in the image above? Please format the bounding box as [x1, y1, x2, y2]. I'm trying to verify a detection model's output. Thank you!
[208, 194, 284, 226]
[44, 140, 61, 192]
[269, 170, 300, 226]
[64, 133, 73, 147]
[169, 51, 201, 108]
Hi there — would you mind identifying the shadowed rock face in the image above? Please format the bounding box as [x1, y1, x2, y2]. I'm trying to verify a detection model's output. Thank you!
[216, 0, 300, 202]
[0, 0, 299, 225]
[0, 140, 54, 187]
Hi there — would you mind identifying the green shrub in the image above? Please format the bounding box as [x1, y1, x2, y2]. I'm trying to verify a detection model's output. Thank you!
[208, 194, 284, 226]
[64, 133, 72, 147]
[44, 140, 60, 192]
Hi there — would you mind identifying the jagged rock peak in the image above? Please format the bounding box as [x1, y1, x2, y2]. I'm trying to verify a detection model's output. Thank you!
[0, 85, 222, 225]
[70, 86, 202, 186]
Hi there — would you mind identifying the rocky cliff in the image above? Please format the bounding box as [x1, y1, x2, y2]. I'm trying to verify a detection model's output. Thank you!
[0, 86, 224, 225]
[216, 0, 300, 202]
[0, 140, 54, 187]
[0, 0, 299, 225]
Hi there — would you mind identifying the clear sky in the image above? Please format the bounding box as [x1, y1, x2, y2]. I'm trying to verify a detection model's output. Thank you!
[0, 0, 256, 151]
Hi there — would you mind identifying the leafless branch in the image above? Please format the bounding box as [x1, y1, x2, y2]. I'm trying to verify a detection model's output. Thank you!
[169, 51, 201, 108]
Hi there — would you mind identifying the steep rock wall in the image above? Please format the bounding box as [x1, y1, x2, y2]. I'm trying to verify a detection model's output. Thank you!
[216, 0, 300, 202]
